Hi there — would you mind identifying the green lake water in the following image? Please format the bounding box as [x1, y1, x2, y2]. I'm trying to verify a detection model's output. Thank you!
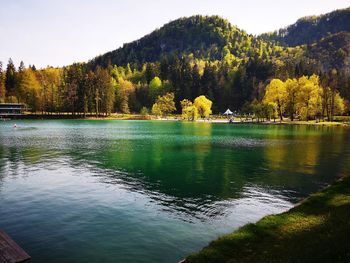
[0, 120, 350, 262]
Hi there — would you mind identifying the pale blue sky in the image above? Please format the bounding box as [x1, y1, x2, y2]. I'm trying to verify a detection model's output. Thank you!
[0, 0, 349, 68]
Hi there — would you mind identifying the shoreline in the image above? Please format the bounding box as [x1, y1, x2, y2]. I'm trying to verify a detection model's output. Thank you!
[182, 175, 350, 263]
[2, 114, 349, 127]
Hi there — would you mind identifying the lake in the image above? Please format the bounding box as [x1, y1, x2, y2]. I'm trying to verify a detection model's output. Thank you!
[0, 120, 349, 262]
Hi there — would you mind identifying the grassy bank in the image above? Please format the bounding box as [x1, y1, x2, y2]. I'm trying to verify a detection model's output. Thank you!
[5, 113, 350, 126]
[281, 120, 347, 126]
[185, 176, 350, 263]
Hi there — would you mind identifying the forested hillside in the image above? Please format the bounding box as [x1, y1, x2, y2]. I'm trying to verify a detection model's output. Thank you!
[306, 32, 350, 72]
[89, 15, 285, 68]
[261, 7, 350, 46]
[1, 10, 350, 119]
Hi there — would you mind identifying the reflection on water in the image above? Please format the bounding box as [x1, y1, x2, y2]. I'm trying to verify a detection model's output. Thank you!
[0, 120, 350, 263]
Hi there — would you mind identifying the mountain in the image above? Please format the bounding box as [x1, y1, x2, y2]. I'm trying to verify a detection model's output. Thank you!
[89, 8, 350, 73]
[261, 7, 350, 46]
[88, 15, 281, 68]
[306, 32, 350, 72]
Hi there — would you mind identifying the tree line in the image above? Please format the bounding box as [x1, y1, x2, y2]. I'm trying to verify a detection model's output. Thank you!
[244, 73, 345, 122]
[0, 55, 348, 120]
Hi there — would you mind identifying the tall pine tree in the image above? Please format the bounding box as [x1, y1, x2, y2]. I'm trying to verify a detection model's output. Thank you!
[5, 58, 17, 101]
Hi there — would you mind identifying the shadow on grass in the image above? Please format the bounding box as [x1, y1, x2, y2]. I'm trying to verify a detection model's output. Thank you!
[186, 176, 350, 263]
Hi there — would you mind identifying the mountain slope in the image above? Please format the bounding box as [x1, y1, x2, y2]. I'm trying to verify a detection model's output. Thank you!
[88, 9, 350, 74]
[261, 7, 350, 46]
[306, 32, 350, 72]
[88, 15, 279, 68]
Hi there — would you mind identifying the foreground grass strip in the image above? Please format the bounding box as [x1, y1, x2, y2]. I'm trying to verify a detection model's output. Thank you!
[185, 176, 350, 263]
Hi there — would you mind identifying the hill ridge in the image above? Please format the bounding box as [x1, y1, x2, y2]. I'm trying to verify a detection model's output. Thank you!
[88, 15, 281, 68]
[260, 6, 350, 46]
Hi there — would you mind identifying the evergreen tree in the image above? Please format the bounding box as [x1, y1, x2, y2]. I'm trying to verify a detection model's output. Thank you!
[5, 58, 17, 100]
[0, 62, 5, 102]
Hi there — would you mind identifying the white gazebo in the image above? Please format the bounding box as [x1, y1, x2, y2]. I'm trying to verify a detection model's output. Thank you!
[223, 109, 233, 116]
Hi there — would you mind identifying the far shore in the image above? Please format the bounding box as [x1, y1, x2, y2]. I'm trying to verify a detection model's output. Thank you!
[1, 113, 349, 126]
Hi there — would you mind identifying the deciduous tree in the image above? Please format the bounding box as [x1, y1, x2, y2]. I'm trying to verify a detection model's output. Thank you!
[181, 99, 198, 121]
[285, 78, 298, 121]
[151, 92, 176, 116]
[297, 75, 322, 120]
[194, 95, 212, 118]
[263, 79, 287, 121]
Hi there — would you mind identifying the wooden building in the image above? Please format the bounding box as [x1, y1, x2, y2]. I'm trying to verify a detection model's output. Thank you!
[0, 103, 27, 117]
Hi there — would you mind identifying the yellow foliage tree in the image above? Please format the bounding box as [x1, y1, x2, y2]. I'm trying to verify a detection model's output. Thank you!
[21, 68, 42, 112]
[297, 75, 322, 120]
[194, 95, 212, 118]
[263, 79, 287, 121]
[37, 67, 62, 113]
[116, 78, 134, 114]
[285, 78, 298, 121]
[321, 86, 345, 121]
[333, 92, 345, 116]
[151, 92, 176, 116]
[181, 99, 199, 121]
[149, 76, 162, 103]
[151, 103, 162, 116]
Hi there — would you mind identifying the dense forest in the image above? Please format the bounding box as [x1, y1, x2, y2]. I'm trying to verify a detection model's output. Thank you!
[1, 10, 350, 119]
[88, 15, 294, 67]
[260, 7, 350, 46]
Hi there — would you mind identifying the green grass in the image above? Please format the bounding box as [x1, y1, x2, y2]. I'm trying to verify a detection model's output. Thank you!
[333, 116, 350, 122]
[185, 176, 350, 263]
[84, 113, 154, 120]
[282, 120, 346, 126]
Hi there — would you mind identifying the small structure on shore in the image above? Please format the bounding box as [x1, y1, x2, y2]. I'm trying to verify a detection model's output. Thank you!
[0, 230, 30, 263]
[0, 103, 27, 117]
[223, 109, 233, 118]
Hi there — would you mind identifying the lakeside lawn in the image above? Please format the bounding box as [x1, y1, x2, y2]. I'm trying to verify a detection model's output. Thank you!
[11, 112, 350, 126]
[184, 175, 350, 263]
[88, 114, 350, 126]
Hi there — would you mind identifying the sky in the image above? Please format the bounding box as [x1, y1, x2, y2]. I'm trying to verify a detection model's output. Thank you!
[0, 0, 349, 68]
